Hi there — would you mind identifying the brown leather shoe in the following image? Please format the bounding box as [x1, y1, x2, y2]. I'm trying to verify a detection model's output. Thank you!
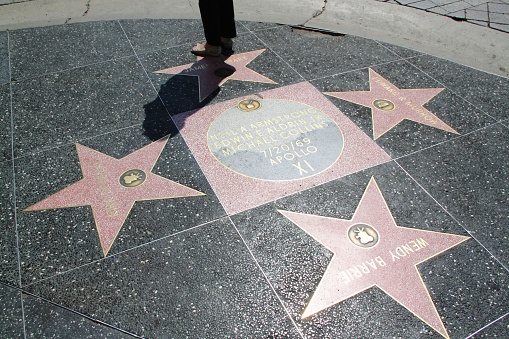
[191, 42, 221, 57]
[221, 37, 233, 49]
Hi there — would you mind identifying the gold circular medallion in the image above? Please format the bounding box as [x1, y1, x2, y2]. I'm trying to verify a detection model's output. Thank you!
[238, 99, 261, 112]
[119, 169, 147, 188]
[214, 67, 235, 78]
[348, 224, 379, 248]
[373, 99, 395, 111]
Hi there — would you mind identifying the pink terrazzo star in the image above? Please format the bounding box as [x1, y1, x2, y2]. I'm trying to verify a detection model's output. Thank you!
[154, 49, 277, 101]
[324, 69, 460, 140]
[24, 137, 205, 256]
[279, 177, 470, 339]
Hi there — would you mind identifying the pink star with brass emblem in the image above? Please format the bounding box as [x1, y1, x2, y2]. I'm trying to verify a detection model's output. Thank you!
[154, 49, 277, 101]
[24, 137, 205, 256]
[279, 177, 469, 338]
[324, 69, 460, 139]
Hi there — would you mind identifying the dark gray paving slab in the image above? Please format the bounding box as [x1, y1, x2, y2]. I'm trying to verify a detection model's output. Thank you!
[0, 283, 13, 297]
[0, 290, 23, 338]
[0, 160, 19, 286]
[471, 314, 509, 338]
[376, 40, 425, 59]
[23, 294, 135, 338]
[406, 55, 509, 121]
[312, 61, 495, 158]
[397, 123, 509, 267]
[139, 31, 303, 115]
[0, 31, 9, 85]
[120, 19, 249, 56]
[25, 218, 301, 338]
[8, 21, 133, 81]
[11, 56, 162, 158]
[15, 123, 225, 285]
[232, 161, 509, 338]
[119, 19, 205, 55]
[254, 26, 405, 80]
[0, 84, 11, 161]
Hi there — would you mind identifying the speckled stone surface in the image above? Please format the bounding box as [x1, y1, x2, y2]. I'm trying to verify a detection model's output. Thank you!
[25, 218, 301, 338]
[233, 162, 509, 338]
[0, 84, 11, 161]
[254, 26, 406, 81]
[139, 31, 303, 115]
[0, 161, 18, 286]
[405, 55, 509, 121]
[11, 56, 163, 158]
[23, 294, 135, 338]
[8, 22, 134, 81]
[470, 314, 509, 338]
[0, 288, 23, 338]
[312, 61, 496, 158]
[0, 32, 9, 85]
[1, 19, 509, 338]
[15, 125, 225, 285]
[397, 123, 509, 268]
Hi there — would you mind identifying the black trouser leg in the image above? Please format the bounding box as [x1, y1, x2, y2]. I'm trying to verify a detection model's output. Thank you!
[198, 0, 236, 46]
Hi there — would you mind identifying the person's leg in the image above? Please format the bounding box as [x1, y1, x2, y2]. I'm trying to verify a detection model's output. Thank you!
[198, 0, 221, 46]
[218, 0, 236, 39]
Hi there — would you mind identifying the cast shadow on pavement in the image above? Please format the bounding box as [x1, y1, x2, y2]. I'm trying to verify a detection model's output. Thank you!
[143, 54, 236, 141]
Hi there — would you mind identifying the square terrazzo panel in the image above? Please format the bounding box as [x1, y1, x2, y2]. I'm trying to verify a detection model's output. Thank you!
[15, 123, 226, 285]
[0, 161, 19, 286]
[312, 61, 497, 158]
[8, 22, 134, 81]
[11, 56, 163, 158]
[174, 81, 391, 215]
[406, 55, 509, 121]
[0, 289, 23, 338]
[138, 31, 304, 115]
[24, 218, 301, 338]
[231, 161, 509, 338]
[397, 123, 509, 267]
[0, 84, 12, 161]
[23, 294, 135, 338]
[253, 26, 405, 81]
[0, 31, 9, 85]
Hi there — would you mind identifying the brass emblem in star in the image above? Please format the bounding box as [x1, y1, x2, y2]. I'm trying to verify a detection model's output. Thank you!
[279, 177, 470, 338]
[154, 49, 277, 102]
[24, 137, 205, 256]
[238, 98, 261, 111]
[324, 69, 460, 140]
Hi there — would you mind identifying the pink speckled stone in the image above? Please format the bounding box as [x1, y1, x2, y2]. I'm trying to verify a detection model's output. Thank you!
[24, 137, 205, 256]
[325, 68, 459, 140]
[154, 49, 277, 102]
[174, 82, 392, 215]
[279, 177, 470, 338]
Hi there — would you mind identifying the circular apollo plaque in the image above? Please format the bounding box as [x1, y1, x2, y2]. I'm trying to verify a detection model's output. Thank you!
[207, 99, 344, 181]
[119, 169, 147, 188]
[348, 223, 379, 248]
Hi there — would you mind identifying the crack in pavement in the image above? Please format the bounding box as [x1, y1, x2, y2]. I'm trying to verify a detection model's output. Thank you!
[83, 0, 92, 16]
[302, 0, 328, 26]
